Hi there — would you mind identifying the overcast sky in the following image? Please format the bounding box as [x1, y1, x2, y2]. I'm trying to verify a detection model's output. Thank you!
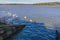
[0, 0, 59, 3]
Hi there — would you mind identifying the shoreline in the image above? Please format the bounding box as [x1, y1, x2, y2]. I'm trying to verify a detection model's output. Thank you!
[0, 2, 60, 6]
[0, 4, 60, 6]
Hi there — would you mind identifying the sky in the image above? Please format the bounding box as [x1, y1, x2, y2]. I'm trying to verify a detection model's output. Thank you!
[0, 0, 59, 4]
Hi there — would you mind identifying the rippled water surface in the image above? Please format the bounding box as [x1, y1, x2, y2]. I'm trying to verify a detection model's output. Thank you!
[0, 5, 60, 28]
[0, 5, 58, 40]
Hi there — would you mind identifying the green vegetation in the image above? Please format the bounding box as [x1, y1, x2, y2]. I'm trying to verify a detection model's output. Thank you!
[0, 2, 60, 6]
[33, 2, 60, 5]
[0, 3, 30, 6]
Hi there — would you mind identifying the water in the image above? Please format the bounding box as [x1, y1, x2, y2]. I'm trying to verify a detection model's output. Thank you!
[0, 5, 57, 40]
[2, 17, 56, 40]
[9, 21, 56, 40]
[0, 5, 60, 28]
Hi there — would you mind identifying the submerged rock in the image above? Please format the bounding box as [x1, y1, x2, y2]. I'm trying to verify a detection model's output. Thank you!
[0, 16, 56, 40]
[10, 22, 56, 40]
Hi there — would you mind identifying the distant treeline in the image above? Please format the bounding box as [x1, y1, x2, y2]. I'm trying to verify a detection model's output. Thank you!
[0, 2, 60, 5]
[33, 2, 60, 5]
[0, 4, 28, 5]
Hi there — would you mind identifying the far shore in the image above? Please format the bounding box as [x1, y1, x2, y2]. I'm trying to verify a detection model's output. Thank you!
[0, 2, 60, 6]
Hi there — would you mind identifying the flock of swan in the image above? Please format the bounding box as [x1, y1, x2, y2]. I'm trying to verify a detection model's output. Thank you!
[7, 11, 33, 22]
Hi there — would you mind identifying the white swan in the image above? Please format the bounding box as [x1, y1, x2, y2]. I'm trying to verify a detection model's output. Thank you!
[12, 14, 16, 18]
[29, 19, 33, 22]
[15, 16, 18, 17]
[8, 12, 12, 16]
[24, 16, 27, 19]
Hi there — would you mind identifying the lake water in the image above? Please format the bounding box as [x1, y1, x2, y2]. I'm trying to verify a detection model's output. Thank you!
[0, 5, 60, 28]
